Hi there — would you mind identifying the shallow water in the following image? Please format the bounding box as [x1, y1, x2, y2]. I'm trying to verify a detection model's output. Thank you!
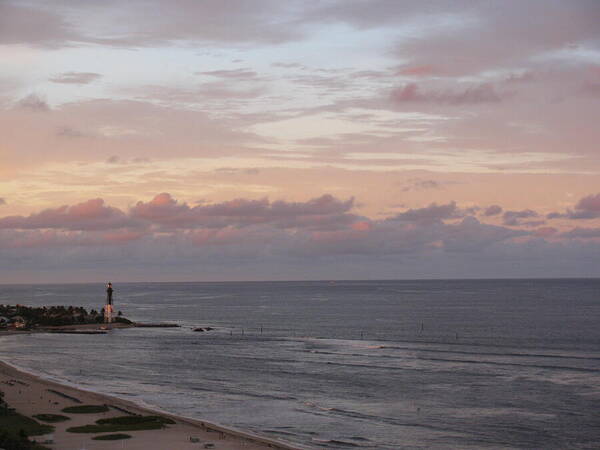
[1, 279, 599, 448]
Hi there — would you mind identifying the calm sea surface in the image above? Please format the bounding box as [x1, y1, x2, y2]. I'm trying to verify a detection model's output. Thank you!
[1, 279, 599, 449]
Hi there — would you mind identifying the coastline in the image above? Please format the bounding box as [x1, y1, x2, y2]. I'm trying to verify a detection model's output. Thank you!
[0, 332, 305, 450]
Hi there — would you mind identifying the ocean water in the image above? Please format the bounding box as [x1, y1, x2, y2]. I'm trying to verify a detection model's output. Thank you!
[1, 279, 599, 449]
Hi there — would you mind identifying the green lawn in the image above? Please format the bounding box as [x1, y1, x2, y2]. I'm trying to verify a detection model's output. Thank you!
[97, 415, 175, 426]
[67, 415, 174, 433]
[33, 414, 70, 423]
[92, 433, 132, 440]
[61, 404, 109, 414]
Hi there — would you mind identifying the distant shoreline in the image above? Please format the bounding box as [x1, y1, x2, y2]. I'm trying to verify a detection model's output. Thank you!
[0, 331, 304, 450]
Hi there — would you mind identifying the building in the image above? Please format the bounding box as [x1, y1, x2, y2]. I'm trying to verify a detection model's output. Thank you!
[10, 316, 26, 329]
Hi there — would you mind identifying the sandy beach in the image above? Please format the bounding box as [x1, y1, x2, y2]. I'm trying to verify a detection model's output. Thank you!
[0, 333, 302, 450]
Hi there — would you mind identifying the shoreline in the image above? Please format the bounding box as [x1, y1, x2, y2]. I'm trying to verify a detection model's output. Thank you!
[0, 332, 305, 450]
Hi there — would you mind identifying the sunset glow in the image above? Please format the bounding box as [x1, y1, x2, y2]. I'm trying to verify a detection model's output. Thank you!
[1, 0, 599, 282]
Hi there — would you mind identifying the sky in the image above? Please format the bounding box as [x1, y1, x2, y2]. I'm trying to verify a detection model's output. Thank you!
[1, 0, 600, 283]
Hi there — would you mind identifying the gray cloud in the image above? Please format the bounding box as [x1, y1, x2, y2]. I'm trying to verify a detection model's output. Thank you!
[503, 209, 539, 226]
[401, 179, 441, 192]
[389, 201, 464, 224]
[196, 69, 259, 79]
[390, 83, 503, 105]
[128, 82, 266, 105]
[56, 126, 89, 138]
[581, 81, 600, 97]
[4, 0, 599, 75]
[49, 72, 102, 84]
[0, 198, 6, 206]
[0, 0, 309, 48]
[2, 194, 600, 281]
[17, 94, 50, 111]
[442, 216, 527, 253]
[547, 193, 600, 220]
[272, 62, 305, 69]
[0, 3, 81, 48]
[307, 0, 600, 76]
[483, 205, 503, 217]
[4, 228, 598, 282]
[561, 227, 600, 239]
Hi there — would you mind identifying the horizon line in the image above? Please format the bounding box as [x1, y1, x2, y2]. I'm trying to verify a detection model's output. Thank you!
[1, 276, 599, 286]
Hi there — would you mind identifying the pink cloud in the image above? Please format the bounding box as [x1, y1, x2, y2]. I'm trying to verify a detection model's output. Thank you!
[2, 193, 600, 281]
[2, 194, 600, 267]
[0, 198, 133, 231]
[130, 193, 356, 230]
[390, 83, 420, 102]
[397, 65, 438, 77]
[0, 193, 358, 233]
[131, 193, 184, 222]
[351, 221, 372, 231]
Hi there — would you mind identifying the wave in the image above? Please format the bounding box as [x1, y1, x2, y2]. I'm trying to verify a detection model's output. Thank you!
[297, 348, 600, 373]
[263, 429, 299, 437]
[378, 345, 600, 361]
[191, 385, 298, 401]
[299, 336, 600, 362]
[311, 439, 371, 448]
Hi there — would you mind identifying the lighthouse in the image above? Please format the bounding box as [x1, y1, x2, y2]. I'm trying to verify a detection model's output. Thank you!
[104, 282, 114, 323]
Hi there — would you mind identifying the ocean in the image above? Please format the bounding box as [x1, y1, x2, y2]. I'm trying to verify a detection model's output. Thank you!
[0, 279, 599, 449]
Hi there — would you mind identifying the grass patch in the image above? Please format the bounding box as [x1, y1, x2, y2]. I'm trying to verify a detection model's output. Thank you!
[0, 411, 54, 437]
[92, 433, 132, 440]
[97, 415, 175, 426]
[33, 414, 70, 423]
[67, 415, 174, 434]
[62, 404, 109, 414]
[67, 422, 162, 433]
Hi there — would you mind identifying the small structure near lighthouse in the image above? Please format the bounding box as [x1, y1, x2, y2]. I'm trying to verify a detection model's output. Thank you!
[104, 282, 114, 324]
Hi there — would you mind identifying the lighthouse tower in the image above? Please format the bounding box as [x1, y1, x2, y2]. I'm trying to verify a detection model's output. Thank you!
[104, 282, 114, 324]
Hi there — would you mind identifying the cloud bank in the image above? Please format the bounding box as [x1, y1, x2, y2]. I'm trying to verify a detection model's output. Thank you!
[1, 193, 599, 282]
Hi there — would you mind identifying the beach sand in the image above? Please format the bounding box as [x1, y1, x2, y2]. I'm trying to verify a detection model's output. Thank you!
[0, 334, 302, 450]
